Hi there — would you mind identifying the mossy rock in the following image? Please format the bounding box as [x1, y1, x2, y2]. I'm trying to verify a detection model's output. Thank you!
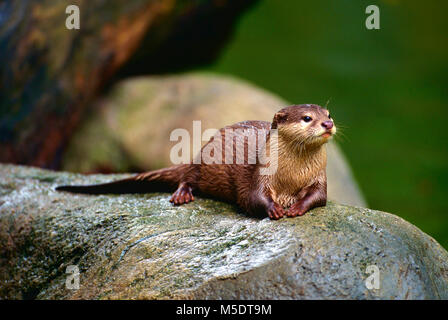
[1, 164, 447, 299]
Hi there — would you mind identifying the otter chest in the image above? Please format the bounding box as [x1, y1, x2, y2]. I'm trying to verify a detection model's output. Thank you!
[269, 157, 323, 208]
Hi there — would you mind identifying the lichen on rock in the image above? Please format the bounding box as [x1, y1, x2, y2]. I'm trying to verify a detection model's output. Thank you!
[1, 164, 447, 299]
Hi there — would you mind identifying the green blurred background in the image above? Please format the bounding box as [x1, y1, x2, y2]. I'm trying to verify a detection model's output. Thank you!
[204, 0, 448, 247]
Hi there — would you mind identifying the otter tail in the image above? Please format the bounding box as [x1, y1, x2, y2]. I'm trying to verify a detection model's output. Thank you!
[56, 165, 189, 194]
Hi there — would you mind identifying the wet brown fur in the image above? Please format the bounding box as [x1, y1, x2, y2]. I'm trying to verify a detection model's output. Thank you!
[56, 104, 336, 220]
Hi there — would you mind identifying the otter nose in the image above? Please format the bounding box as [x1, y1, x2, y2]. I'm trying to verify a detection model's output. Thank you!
[321, 121, 333, 129]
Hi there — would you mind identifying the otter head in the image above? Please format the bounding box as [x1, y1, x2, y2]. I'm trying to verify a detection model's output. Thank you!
[271, 104, 336, 149]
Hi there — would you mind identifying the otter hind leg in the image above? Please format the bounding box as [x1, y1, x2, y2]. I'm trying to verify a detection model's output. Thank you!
[169, 183, 195, 205]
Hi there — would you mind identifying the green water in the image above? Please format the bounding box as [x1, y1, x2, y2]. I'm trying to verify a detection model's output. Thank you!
[205, 0, 448, 248]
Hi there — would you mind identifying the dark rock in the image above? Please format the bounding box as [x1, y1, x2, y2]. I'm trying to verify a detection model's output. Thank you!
[0, 0, 256, 168]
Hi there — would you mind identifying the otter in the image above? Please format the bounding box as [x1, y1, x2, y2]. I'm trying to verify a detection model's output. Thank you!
[56, 104, 336, 220]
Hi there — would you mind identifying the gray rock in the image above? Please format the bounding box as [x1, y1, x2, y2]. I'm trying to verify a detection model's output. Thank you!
[1, 164, 447, 299]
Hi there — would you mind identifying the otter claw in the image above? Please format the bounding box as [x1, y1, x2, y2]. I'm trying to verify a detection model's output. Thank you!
[268, 203, 285, 220]
[287, 202, 306, 217]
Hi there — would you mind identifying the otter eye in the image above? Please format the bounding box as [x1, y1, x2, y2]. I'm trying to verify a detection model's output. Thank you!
[328, 114, 332, 119]
[303, 116, 312, 122]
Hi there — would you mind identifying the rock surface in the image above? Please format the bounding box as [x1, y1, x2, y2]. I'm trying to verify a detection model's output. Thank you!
[1, 164, 448, 299]
[0, 0, 256, 167]
[61, 73, 366, 207]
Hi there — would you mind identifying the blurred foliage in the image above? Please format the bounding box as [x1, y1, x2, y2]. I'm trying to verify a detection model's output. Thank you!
[204, 0, 448, 248]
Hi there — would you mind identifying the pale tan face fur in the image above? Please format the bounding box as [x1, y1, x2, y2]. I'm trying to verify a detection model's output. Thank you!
[262, 105, 336, 207]
[277, 109, 336, 150]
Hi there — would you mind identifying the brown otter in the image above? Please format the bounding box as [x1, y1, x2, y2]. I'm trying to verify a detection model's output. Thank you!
[56, 104, 336, 220]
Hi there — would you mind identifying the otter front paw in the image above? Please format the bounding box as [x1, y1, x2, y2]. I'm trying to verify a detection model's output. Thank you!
[268, 202, 285, 220]
[287, 201, 307, 217]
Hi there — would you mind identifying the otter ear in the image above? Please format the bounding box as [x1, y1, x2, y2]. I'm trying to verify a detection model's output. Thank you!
[272, 112, 288, 129]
